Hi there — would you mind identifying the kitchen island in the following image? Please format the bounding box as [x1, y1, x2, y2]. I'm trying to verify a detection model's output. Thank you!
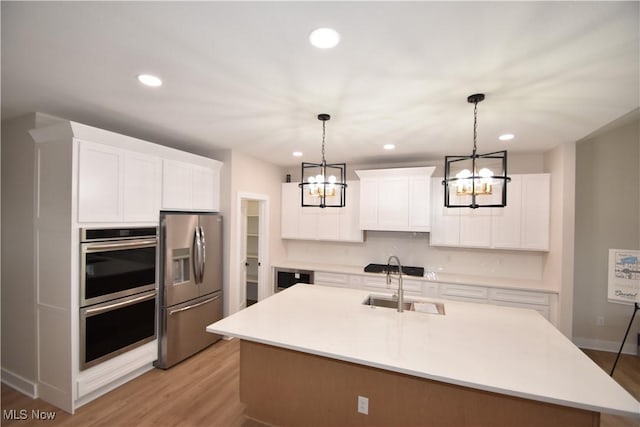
[207, 284, 639, 426]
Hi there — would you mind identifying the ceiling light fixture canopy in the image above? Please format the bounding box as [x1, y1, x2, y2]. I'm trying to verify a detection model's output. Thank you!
[442, 93, 510, 209]
[299, 114, 347, 208]
[137, 74, 162, 87]
[309, 28, 340, 49]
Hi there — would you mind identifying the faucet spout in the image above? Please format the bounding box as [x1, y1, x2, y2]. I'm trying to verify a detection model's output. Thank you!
[386, 256, 404, 313]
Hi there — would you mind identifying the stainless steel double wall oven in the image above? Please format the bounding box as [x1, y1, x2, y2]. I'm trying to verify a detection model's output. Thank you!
[79, 227, 158, 370]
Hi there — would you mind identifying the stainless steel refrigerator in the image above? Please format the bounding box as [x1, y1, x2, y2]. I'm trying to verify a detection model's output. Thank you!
[156, 212, 223, 369]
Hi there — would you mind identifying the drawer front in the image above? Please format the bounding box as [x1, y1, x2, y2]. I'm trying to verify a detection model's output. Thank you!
[439, 283, 488, 302]
[363, 276, 389, 289]
[491, 300, 550, 320]
[489, 288, 550, 306]
[402, 279, 424, 294]
[314, 272, 349, 287]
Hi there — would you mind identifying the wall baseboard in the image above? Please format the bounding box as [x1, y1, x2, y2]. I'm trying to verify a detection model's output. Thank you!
[1, 367, 38, 398]
[573, 336, 638, 355]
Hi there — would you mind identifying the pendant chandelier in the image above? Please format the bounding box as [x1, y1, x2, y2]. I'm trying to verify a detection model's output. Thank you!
[299, 114, 347, 208]
[443, 94, 510, 209]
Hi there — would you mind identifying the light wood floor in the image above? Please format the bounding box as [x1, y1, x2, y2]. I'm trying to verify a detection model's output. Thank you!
[1, 339, 638, 426]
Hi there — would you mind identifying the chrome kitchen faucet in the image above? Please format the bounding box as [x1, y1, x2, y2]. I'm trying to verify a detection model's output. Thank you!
[386, 255, 404, 313]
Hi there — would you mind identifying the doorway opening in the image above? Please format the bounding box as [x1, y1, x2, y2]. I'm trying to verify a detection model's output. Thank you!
[238, 193, 269, 310]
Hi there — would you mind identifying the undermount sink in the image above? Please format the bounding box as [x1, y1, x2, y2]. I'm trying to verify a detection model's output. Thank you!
[363, 295, 445, 315]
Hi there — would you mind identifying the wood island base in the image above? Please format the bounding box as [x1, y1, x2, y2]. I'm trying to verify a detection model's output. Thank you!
[240, 340, 599, 427]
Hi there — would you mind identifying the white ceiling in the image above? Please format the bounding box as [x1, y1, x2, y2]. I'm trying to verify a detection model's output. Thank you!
[2, 1, 638, 167]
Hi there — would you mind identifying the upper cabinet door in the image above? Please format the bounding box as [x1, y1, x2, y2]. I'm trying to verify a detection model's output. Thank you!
[78, 140, 123, 222]
[78, 141, 161, 223]
[78, 141, 160, 226]
[191, 165, 216, 211]
[521, 174, 550, 250]
[377, 177, 409, 227]
[430, 178, 460, 246]
[358, 178, 379, 229]
[123, 152, 160, 222]
[162, 159, 221, 212]
[409, 176, 431, 229]
[280, 181, 363, 242]
[281, 183, 300, 239]
[162, 160, 193, 210]
[433, 173, 551, 251]
[491, 175, 523, 249]
[356, 167, 435, 232]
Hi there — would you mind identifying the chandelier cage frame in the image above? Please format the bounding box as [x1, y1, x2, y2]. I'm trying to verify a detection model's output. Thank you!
[442, 93, 511, 209]
[299, 114, 347, 208]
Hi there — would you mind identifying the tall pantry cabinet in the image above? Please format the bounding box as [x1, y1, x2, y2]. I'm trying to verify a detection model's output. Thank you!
[23, 118, 221, 413]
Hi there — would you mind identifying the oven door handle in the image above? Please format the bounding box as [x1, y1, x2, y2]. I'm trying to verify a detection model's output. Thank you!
[84, 239, 157, 252]
[169, 295, 219, 316]
[84, 292, 156, 317]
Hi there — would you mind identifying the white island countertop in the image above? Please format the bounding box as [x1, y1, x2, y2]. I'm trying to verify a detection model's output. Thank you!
[207, 284, 639, 418]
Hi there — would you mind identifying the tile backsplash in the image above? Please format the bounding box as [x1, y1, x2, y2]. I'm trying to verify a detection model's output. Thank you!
[285, 231, 544, 281]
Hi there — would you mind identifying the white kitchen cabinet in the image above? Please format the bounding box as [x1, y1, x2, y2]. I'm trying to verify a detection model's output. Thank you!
[439, 283, 489, 303]
[78, 141, 122, 222]
[162, 159, 221, 212]
[431, 174, 550, 251]
[492, 174, 550, 251]
[27, 119, 223, 413]
[355, 167, 436, 232]
[489, 288, 552, 321]
[459, 209, 492, 248]
[281, 183, 300, 239]
[78, 140, 160, 223]
[430, 180, 460, 246]
[280, 181, 363, 242]
[314, 271, 350, 288]
[521, 174, 551, 250]
[430, 178, 490, 248]
[191, 164, 218, 210]
[123, 151, 161, 221]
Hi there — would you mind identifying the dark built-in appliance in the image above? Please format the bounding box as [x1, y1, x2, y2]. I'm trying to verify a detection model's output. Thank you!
[364, 263, 425, 277]
[274, 268, 314, 292]
[79, 227, 158, 370]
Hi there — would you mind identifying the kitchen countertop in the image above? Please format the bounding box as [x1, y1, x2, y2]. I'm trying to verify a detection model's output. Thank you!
[207, 284, 639, 418]
[271, 260, 557, 293]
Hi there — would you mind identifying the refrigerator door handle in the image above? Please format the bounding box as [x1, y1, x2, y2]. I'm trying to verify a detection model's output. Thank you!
[199, 225, 206, 281]
[193, 226, 202, 284]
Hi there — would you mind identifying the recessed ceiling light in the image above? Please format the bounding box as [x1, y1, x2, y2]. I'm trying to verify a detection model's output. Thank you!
[309, 28, 340, 49]
[293, 151, 303, 157]
[137, 74, 162, 87]
[499, 133, 515, 141]
[383, 144, 395, 150]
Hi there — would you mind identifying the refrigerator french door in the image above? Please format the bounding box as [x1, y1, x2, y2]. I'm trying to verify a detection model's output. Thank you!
[156, 212, 223, 369]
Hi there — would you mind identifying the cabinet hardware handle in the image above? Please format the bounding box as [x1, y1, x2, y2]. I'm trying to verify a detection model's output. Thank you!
[84, 292, 156, 316]
[169, 295, 219, 316]
[84, 239, 157, 252]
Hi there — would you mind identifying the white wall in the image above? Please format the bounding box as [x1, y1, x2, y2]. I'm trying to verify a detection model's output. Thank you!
[573, 110, 640, 354]
[1, 114, 38, 394]
[222, 150, 287, 315]
[543, 142, 576, 337]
